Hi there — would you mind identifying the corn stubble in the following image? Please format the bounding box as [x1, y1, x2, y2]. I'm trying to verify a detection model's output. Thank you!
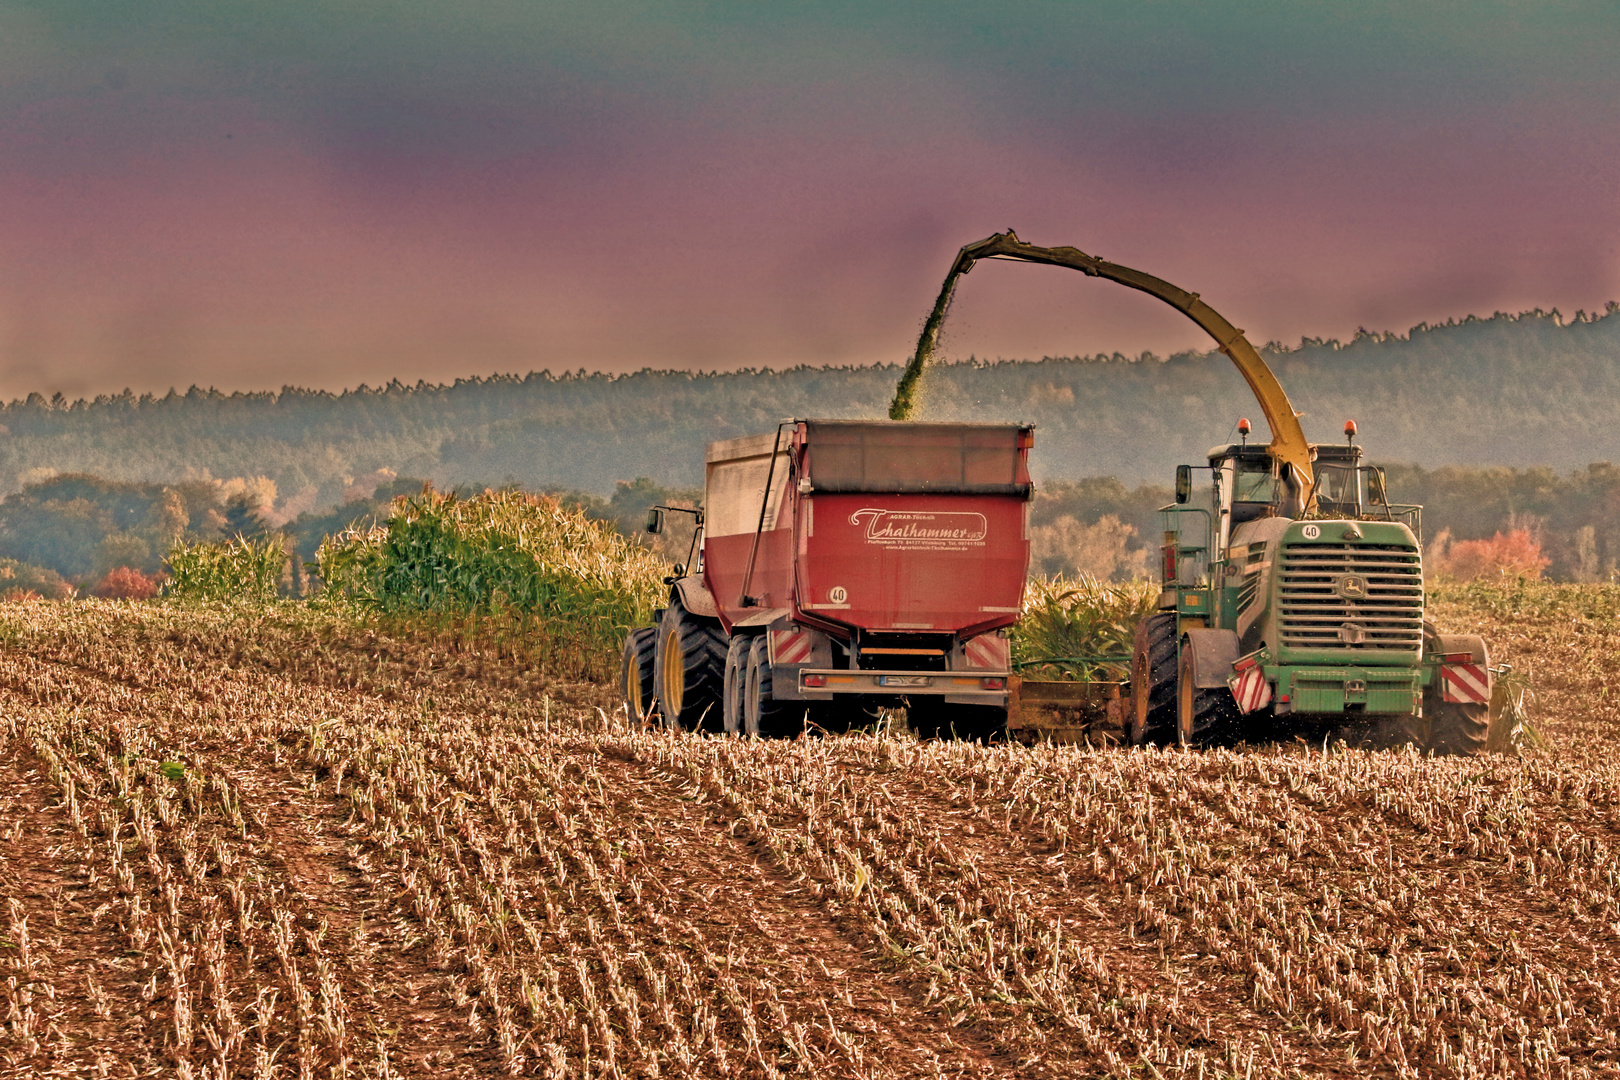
[2, 586, 1619, 1078]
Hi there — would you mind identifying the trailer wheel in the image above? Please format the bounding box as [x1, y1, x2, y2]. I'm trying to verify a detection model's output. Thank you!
[1130, 613, 1178, 745]
[722, 635, 750, 735]
[655, 599, 727, 733]
[620, 627, 659, 725]
[1176, 647, 1239, 748]
[744, 636, 800, 738]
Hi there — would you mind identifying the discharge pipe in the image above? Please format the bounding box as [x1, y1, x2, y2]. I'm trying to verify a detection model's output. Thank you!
[889, 230, 1315, 498]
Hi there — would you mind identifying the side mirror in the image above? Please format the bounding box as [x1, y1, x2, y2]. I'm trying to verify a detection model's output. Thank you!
[1367, 469, 1387, 504]
[1175, 465, 1192, 504]
[644, 508, 664, 534]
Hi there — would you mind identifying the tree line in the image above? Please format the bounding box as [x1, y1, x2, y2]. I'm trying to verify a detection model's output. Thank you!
[1, 304, 1616, 517]
[2, 460, 1616, 595]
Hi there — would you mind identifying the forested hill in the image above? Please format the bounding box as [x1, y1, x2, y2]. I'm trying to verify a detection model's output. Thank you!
[4, 304, 1617, 510]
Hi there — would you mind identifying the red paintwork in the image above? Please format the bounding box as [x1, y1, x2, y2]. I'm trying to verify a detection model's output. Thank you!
[707, 528, 794, 621]
[704, 421, 1033, 640]
[795, 493, 1027, 636]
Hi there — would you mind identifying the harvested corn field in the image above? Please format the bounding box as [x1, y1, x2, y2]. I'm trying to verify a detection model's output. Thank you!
[2, 592, 1620, 1078]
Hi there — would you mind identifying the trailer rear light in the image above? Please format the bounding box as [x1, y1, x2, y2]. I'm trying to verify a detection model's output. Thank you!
[1277, 695, 1290, 703]
[1442, 653, 1475, 664]
[980, 677, 1005, 690]
[801, 674, 828, 687]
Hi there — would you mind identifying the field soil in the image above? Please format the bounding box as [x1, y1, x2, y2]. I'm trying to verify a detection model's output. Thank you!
[2, 590, 1619, 1078]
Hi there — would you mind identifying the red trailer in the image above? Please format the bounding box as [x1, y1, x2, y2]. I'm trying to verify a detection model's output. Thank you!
[621, 419, 1041, 738]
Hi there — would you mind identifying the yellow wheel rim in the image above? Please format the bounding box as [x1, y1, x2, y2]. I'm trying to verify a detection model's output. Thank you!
[1177, 655, 1194, 746]
[627, 660, 644, 721]
[662, 631, 683, 719]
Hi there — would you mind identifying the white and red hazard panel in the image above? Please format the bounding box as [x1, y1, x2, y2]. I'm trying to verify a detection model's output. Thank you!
[1228, 657, 1272, 714]
[1440, 654, 1491, 704]
[962, 633, 1010, 670]
[769, 627, 814, 665]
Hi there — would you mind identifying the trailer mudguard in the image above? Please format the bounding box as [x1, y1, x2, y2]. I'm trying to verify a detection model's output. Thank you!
[1182, 628, 1241, 689]
[672, 576, 720, 620]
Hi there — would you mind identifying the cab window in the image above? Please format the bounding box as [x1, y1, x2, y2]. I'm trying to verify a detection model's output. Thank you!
[1234, 467, 1277, 504]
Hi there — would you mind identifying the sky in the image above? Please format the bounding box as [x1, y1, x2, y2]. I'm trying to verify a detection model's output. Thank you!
[2, 1, 1618, 400]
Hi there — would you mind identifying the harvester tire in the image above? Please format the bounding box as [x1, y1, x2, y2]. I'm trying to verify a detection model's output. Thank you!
[620, 627, 659, 725]
[722, 635, 750, 736]
[1177, 648, 1240, 748]
[1409, 620, 1489, 756]
[744, 635, 800, 738]
[909, 702, 1006, 743]
[655, 600, 727, 733]
[1424, 699, 1489, 756]
[1130, 613, 1178, 746]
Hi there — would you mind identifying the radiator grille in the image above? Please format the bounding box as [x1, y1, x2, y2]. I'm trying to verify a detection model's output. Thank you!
[1278, 542, 1423, 652]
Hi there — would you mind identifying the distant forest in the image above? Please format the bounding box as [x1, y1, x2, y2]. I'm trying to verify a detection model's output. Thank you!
[3, 303, 1620, 584]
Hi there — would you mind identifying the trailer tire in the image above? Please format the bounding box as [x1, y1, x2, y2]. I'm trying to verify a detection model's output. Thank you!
[1177, 647, 1240, 747]
[744, 636, 800, 738]
[655, 600, 727, 733]
[722, 635, 750, 736]
[620, 627, 659, 725]
[1130, 613, 1178, 746]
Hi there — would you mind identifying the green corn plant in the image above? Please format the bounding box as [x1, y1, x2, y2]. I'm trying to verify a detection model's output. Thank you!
[1010, 574, 1158, 681]
[164, 535, 288, 601]
[316, 487, 666, 665]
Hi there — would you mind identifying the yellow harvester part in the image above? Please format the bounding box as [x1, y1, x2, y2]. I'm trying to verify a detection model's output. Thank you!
[891, 230, 1315, 499]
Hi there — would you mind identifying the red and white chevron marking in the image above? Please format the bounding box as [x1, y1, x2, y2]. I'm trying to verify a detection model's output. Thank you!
[769, 628, 813, 665]
[1228, 664, 1273, 714]
[1441, 662, 1491, 704]
[962, 634, 1009, 670]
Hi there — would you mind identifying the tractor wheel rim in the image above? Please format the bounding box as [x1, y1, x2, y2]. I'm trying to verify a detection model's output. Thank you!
[1132, 646, 1147, 740]
[663, 632, 683, 720]
[1177, 660, 1193, 746]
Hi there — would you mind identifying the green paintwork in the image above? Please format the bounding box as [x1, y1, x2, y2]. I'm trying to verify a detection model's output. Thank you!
[1162, 501, 1438, 718]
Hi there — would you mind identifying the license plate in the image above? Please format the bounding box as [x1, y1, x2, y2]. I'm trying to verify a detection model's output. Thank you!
[878, 675, 932, 688]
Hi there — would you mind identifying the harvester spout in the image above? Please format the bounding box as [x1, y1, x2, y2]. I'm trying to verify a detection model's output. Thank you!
[891, 230, 1316, 500]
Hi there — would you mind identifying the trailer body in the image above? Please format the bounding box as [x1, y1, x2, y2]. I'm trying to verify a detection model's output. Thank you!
[700, 421, 1033, 717]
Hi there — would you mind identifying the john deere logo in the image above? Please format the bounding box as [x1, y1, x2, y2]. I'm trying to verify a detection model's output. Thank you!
[1335, 574, 1369, 600]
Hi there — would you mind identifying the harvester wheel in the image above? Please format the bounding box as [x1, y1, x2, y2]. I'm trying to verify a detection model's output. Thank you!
[655, 600, 727, 733]
[1413, 621, 1490, 756]
[744, 636, 800, 738]
[620, 627, 659, 725]
[722, 635, 750, 735]
[1176, 648, 1239, 748]
[1130, 613, 1178, 745]
[908, 702, 1006, 743]
[1424, 699, 1489, 756]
